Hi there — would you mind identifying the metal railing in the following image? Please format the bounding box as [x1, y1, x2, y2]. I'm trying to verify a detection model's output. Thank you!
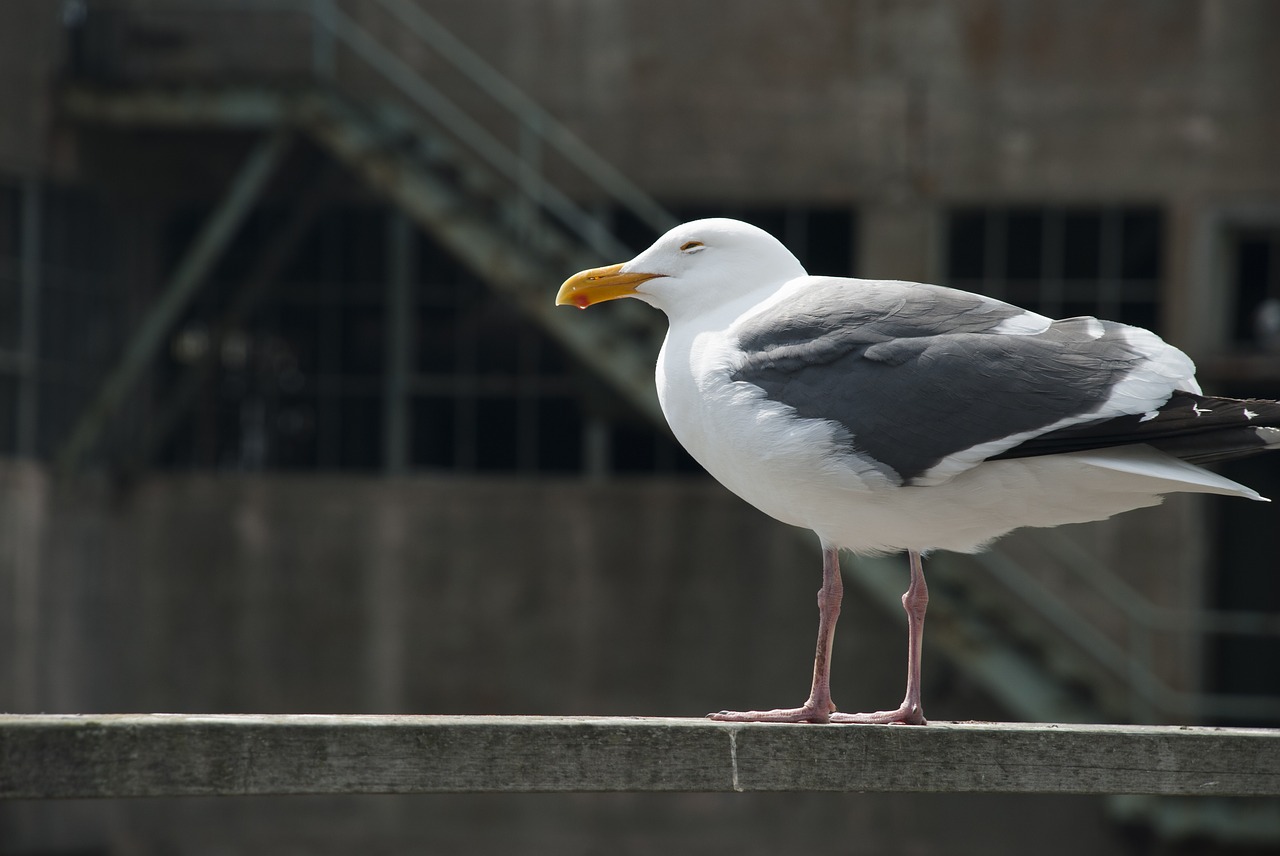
[81, 0, 674, 260]
[960, 528, 1280, 724]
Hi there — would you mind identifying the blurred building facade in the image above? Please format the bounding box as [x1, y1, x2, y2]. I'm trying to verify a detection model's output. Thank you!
[2, 1, 1279, 853]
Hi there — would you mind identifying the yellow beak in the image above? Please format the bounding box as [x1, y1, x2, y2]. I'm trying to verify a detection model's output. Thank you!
[555, 263, 661, 309]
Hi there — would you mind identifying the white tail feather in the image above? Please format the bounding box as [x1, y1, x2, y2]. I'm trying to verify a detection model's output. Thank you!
[1067, 445, 1268, 501]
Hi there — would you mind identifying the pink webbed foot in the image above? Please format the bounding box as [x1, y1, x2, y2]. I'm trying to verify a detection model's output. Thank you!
[708, 700, 925, 725]
[829, 702, 927, 726]
[707, 700, 836, 724]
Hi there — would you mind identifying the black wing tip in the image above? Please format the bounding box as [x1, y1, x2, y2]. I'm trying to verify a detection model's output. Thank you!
[992, 392, 1280, 464]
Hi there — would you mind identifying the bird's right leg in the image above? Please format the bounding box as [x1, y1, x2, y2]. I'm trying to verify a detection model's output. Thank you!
[828, 549, 928, 725]
[707, 545, 843, 723]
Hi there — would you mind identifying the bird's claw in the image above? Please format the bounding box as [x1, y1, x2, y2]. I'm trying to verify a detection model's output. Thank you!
[706, 703, 834, 724]
[707, 701, 925, 725]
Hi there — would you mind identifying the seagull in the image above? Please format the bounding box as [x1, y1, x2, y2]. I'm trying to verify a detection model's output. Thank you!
[556, 218, 1280, 725]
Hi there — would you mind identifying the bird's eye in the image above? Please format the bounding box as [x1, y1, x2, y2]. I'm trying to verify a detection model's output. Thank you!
[680, 241, 705, 252]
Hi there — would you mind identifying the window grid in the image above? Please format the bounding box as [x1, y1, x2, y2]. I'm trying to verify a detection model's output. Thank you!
[0, 177, 125, 460]
[161, 203, 856, 475]
[1230, 226, 1280, 348]
[946, 206, 1162, 333]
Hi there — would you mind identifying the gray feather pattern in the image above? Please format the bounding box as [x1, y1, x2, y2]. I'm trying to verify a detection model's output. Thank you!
[730, 279, 1149, 483]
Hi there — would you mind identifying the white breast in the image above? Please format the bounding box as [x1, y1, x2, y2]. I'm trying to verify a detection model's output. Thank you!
[656, 316, 892, 532]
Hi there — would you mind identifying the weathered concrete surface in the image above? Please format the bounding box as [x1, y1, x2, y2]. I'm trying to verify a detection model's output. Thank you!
[0, 465, 962, 717]
[3, 714, 1277, 799]
[0, 462, 1206, 722]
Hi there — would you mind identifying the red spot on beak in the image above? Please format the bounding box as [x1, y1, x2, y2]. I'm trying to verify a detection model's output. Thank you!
[573, 294, 591, 309]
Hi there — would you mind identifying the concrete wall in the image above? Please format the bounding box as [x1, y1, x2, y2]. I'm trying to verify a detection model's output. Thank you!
[0, 461, 984, 718]
[0, 460, 1145, 855]
[0, 3, 65, 174]
[441, 0, 1279, 201]
[82, 1, 1280, 202]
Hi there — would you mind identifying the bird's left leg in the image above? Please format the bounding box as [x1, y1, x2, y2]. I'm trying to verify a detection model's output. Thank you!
[707, 544, 844, 723]
[829, 549, 928, 725]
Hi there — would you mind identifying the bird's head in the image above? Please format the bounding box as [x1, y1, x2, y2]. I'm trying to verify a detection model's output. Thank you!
[556, 218, 806, 317]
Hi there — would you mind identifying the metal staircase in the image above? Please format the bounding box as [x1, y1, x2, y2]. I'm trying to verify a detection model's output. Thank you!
[67, 0, 675, 431]
[59, 2, 1278, 841]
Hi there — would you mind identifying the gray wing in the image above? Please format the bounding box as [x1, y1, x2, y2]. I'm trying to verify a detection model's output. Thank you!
[730, 279, 1151, 484]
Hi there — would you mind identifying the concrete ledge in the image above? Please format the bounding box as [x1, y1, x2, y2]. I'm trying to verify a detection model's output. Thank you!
[1, 715, 1277, 799]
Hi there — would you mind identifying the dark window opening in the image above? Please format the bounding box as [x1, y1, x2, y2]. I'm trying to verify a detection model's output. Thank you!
[0, 177, 121, 460]
[945, 205, 1164, 331]
[1229, 227, 1280, 349]
[1209, 380, 1280, 726]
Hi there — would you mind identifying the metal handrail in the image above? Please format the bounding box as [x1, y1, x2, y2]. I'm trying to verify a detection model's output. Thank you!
[323, 8, 630, 259]
[329, 0, 674, 258]
[970, 533, 1280, 723]
[1038, 527, 1280, 636]
[114, 0, 674, 259]
[371, 0, 673, 236]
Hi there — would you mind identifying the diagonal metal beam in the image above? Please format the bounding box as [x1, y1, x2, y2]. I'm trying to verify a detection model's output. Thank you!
[56, 130, 292, 476]
[62, 86, 667, 429]
[126, 161, 338, 472]
[293, 91, 666, 426]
